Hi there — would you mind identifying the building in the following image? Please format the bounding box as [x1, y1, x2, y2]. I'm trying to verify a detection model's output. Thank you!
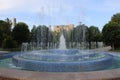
[54, 24, 74, 32]
[13, 18, 16, 27]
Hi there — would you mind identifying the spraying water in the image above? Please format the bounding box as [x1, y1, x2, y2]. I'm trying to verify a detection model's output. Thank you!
[59, 34, 66, 50]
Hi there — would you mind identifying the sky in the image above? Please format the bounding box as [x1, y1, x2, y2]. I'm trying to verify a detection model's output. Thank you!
[0, 0, 120, 31]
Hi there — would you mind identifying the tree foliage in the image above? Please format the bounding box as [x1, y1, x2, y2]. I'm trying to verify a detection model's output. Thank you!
[12, 22, 30, 45]
[86, 26, 101, 48]
[102, 13, 120, 50]
[2, 36, 17, 48]
[111, 13, 120, 24]
[88, 26, 101, 42]
[31, 25, 53, 48]
[31, 25, 48, 42]
[102, 22, 120, 49]
[73, 24, 88, 42]
[0, 20, 11, 46]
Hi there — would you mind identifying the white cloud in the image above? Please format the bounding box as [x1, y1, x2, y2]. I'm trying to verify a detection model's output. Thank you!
[0, 0, 73, 17]
[1, 0, 120, 16]
[0, 0, 15, 11]
[1, 0, 120, 29]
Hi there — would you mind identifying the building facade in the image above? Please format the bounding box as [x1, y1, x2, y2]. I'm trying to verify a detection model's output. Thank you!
[54, 24, 74, 32]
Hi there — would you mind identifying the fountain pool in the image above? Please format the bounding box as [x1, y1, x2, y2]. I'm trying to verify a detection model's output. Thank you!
[0, 51, 120, 72]
[11, 49, 113, 72]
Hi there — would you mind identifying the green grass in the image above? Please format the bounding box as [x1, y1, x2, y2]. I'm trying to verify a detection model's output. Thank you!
[0, 48, 21, 52]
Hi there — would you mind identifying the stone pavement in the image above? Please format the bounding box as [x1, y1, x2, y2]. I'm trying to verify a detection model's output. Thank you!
[0, 68, 120, 80]
[92, 46, 111, 52]
[0, 51, 10, 54]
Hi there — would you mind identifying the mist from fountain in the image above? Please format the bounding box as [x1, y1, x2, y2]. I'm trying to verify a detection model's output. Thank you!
[59, 34, 66, 50]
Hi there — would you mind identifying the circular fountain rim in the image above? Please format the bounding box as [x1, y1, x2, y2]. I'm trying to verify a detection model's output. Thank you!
[13, 52, 113, 63]
[12, 50, 113, 72]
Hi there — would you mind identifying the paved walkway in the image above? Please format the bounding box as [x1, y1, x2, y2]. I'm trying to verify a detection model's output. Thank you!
[0, 51, 10, 54]
[0, 68, 120, 80]
[92, 46, 111, 52]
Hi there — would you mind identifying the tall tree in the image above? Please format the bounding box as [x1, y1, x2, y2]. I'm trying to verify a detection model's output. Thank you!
[87, 26, 101, 48]
[5, 18, 12, 29]
[111, 13, 120, 24]
[12, 22, 30, 45]
[102, 21, 120, 50]
[31, 25, 52, 49]
[102, 13, 120, 50]
[31, 25, 37, 42]
[74, 24, 88, 43]
[0, 20, 11, 46]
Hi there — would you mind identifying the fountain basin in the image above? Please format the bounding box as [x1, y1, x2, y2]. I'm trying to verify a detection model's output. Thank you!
[12, 50, 113, 72]
[48, 49, 79, 55]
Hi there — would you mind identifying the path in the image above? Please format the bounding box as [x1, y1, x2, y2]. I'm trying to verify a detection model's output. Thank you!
[92, 46, 111, 52]
[0, 51, 10, 54]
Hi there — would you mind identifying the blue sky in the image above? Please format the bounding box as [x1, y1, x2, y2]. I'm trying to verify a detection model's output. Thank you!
[0, 0, 120, 31]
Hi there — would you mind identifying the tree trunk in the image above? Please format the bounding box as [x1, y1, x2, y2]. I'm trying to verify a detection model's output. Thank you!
[89, 41, 91, 49]
[112, 42, 115, 50]
[96, 42, 98, 48]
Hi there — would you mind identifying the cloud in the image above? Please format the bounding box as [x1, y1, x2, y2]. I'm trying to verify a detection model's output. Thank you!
[1, 0, 120, 30]
[1, 0, 120, 16]
[0, 0, 73, 16]
[0, 0, 15, 11]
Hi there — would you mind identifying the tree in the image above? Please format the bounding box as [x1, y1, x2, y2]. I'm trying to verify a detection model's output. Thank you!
[5, 18, 12, 29]
[2, 36, 17, 48]
[102, 21, 120, 50]
[87, 26, 101, 48]
[31, 25, 53, 49]
[31, 25, 37, 42]
[12, 22, 30, 45]
[102, 13, 120, 50]
[52, 31, 60, 47]
[111, 13, 120, 24]
[73, 24, 88, 42]
[0, 20, 11, 46]
[69, 24, 88, 48]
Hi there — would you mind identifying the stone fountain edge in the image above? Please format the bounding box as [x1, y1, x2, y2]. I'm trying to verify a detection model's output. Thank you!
[0, 68, 120, 80]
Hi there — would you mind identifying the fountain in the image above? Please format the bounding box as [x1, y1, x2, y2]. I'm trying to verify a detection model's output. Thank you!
[12, 30, 113, 72]
[59, 34, 66, 49]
